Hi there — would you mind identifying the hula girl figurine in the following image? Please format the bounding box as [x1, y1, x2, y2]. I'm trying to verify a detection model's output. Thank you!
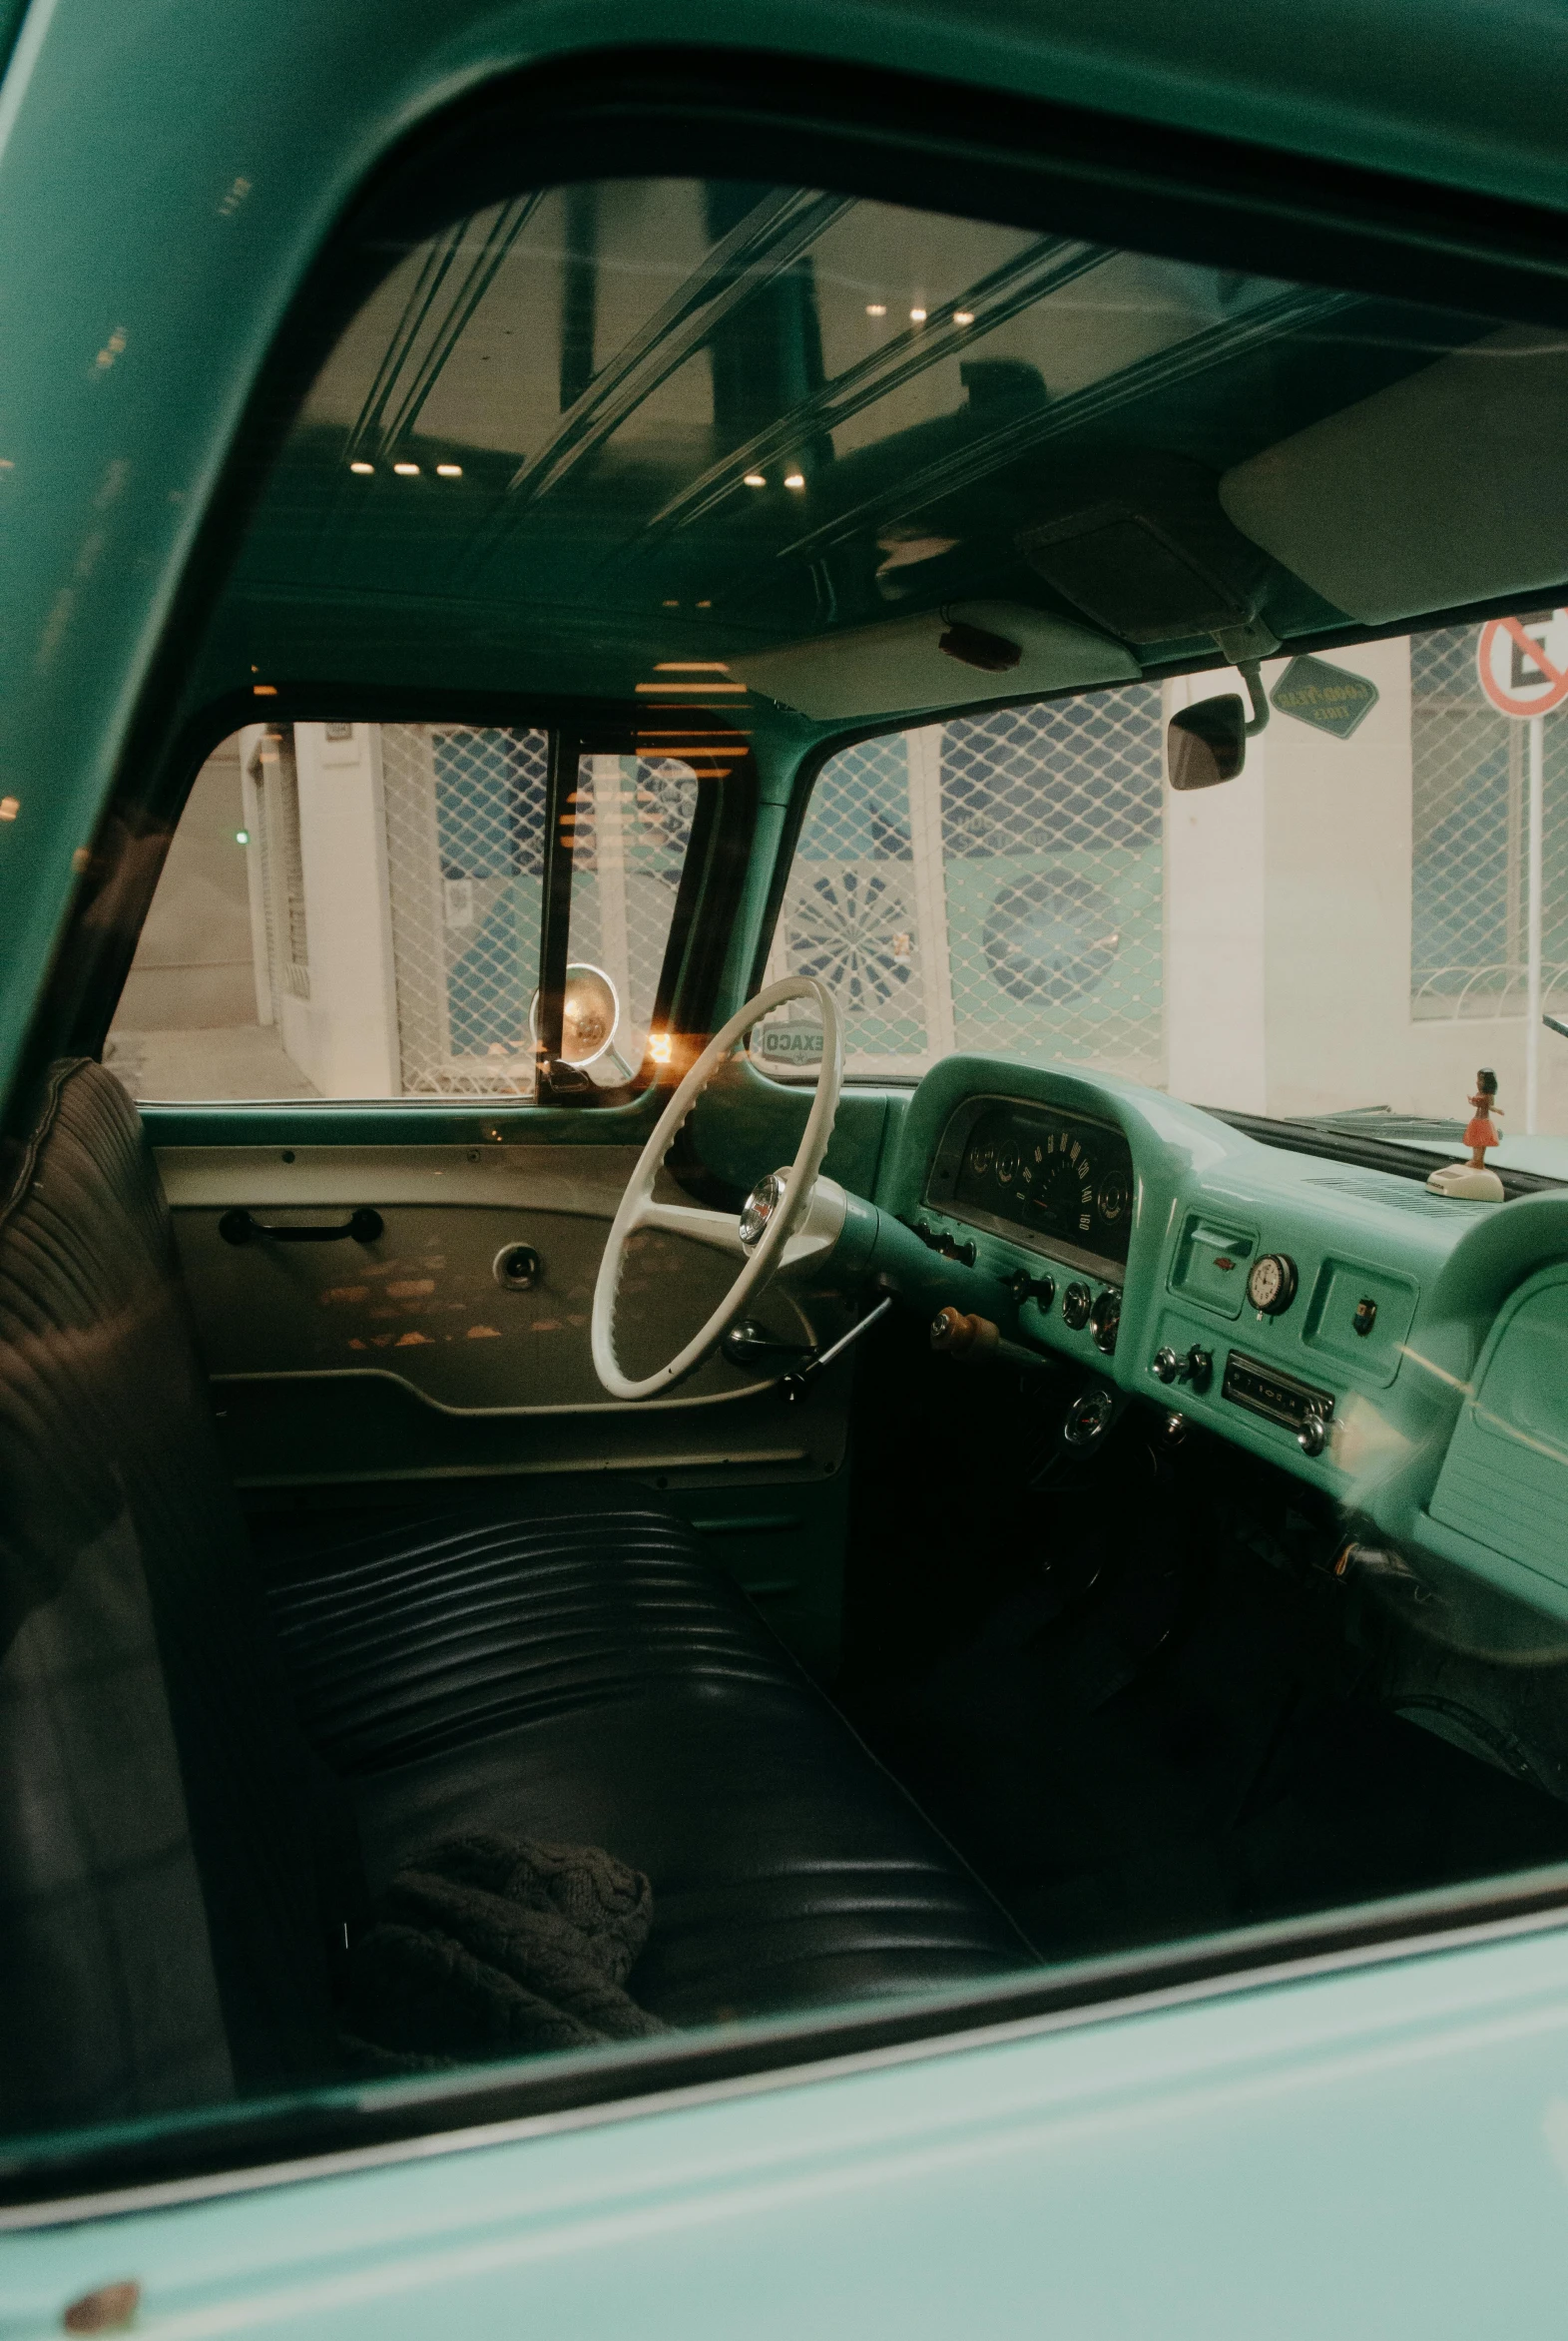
[1427, 1067, 1506, 1200]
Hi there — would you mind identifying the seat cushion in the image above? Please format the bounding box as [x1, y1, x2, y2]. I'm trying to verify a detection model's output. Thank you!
[264, 1489, 1036, 2027]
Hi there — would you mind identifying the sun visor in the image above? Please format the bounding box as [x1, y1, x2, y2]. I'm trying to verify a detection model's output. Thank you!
[729, 602, 1138, 722]
[1219, 327, 1568, 626]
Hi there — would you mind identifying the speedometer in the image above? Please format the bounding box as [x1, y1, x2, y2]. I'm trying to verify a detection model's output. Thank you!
[1032, 1150, 1095, 1241]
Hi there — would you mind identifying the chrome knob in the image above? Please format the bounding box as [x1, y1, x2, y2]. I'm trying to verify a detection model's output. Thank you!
[1185, 1345, 1213, 1393]
[1296, 1411, 1329, 1458]
[1152, 1346, 1182, 1385]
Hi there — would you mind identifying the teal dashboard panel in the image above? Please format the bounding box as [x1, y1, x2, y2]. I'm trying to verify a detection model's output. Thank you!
[882, 1054, 1568, 1627]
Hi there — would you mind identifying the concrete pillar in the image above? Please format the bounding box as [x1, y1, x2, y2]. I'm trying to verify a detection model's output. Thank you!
[292, 721, 400, 1096]
[1163, 669, 1269, 1111]
[1164, 637, 1413, 1120]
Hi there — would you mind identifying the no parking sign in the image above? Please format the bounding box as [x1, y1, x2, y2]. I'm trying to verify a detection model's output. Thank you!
[1476, 609, 1568, 718]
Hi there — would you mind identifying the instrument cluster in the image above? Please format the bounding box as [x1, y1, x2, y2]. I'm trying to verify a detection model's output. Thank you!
[925, 1097, 1135, 1278]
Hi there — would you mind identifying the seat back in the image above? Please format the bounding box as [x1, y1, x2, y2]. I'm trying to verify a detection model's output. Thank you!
[0, 1060, 347, 2129]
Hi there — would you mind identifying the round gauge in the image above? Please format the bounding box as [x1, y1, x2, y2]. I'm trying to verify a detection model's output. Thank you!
[1089, 1287, 1121, 1356]
[1097, 1168, 1131, 1225]
[1032, 1152, 1096, 1243]
[995, 1147, 1019, 1186]
[1062, 1281, 1093, 1331]
[967, 1141, 994, 1179]
[1246, 1252, 1299, 1316]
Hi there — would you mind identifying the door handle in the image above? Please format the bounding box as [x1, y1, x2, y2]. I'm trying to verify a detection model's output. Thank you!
[219, 1207, 384, 1246]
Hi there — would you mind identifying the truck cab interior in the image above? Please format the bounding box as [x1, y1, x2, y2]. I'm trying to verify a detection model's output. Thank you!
[9, 67, 1568, 2191]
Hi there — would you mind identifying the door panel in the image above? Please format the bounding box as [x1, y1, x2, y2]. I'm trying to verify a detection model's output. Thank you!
[161, 1139, 851, 1428]
[158, 1138, 858, 1673]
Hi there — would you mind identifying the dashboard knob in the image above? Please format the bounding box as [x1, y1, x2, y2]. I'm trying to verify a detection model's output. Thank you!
[1185, 1345, 1213, 1393]
[929, 1306, 999, 1360]
[1003, 1266, 1056, 1311]
[1296, 1411, 1329, 1458]
[1062, 1281, 1093, 1331]
[1152, 1345, 1181, 1385]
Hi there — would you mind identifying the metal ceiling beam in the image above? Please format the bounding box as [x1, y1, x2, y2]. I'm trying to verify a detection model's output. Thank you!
[344, 194, 541, 465]
[500, 186, 853, 507]
[639, 235, 1110, 543]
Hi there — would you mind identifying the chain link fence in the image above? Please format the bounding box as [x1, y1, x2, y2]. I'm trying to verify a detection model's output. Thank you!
[559, 755, 700, 1083]
[380, 728, 697, 1092]
[381, 725, 548, 1092]
[1411, 626, 1568, 1018]
[759, 684, 1166, 1082]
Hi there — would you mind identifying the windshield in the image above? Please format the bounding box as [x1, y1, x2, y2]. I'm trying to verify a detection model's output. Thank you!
[756, 620, 1568, 1178]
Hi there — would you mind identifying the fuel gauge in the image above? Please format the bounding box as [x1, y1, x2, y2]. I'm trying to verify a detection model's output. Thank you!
[1097, 1169, 1131, 1225]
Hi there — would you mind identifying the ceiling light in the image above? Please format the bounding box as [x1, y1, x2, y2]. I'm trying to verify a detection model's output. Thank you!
[865, 303, 886, 317]
[655, 662, 732, 672]
[392, 461, 420, 476]
[953, 310, 974, 325]
[909, 307, 927, 322]
[253, 684, 277, 697]
[235, 829, 250, 846]
[743, 472, 767, 487]
[348, 460, 373, 474]
[784, 471, 805, 489]
[435, 462, 462, 477]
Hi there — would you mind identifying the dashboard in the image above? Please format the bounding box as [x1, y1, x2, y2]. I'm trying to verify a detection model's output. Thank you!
[883, 1057, 1568, 1636]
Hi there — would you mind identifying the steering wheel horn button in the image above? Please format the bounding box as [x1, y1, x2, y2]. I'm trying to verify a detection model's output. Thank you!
[739, 1171, 788, 1250]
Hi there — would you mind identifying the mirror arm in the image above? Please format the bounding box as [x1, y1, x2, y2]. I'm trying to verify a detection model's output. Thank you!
[1238, 660, 1271, 737]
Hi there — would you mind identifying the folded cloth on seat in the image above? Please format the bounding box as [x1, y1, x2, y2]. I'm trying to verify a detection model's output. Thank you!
[347, 1831, 670, 2063]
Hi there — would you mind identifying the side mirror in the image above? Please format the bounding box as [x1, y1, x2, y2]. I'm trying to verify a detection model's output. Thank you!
[1168, 694, 1248, 791]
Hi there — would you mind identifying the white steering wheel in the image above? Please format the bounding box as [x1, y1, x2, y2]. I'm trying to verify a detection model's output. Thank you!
[591, 974, 844, 1401]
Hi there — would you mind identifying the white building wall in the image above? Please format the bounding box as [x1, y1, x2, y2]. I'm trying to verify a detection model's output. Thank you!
[288, 722, 400, 1097]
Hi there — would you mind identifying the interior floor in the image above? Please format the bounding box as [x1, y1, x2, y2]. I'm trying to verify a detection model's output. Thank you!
[836, 1317, 1568, 1963]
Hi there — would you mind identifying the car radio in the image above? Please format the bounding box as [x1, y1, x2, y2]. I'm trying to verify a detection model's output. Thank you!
[1223, 1351, 1336, 1456]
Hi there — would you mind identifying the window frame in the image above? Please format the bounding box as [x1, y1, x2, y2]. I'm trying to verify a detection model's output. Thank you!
[76, 695, 758, 1122]
[14, 35, 1568, 2213]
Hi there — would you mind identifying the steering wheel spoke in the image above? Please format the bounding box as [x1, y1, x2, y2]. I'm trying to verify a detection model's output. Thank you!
[636, 1198, 749, 1256]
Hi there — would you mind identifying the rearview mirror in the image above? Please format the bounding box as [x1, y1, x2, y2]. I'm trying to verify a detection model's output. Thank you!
[1168, 693, 1248, 790]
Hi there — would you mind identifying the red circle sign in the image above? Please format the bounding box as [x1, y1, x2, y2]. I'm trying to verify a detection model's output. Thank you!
[1476, 611, 1568, 718]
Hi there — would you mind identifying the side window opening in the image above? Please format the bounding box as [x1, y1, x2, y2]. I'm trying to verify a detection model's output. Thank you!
[106, 723, 705, 1102]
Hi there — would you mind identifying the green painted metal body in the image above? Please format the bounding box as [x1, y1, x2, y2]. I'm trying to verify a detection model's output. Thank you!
[8, 0, 1568, 2312]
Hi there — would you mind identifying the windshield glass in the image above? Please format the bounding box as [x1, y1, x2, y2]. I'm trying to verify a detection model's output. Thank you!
[756, 618, 1568, 1177]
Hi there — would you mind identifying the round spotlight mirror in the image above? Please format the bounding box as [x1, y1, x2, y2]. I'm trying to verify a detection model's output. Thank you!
[529, 962, 625, 1071]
